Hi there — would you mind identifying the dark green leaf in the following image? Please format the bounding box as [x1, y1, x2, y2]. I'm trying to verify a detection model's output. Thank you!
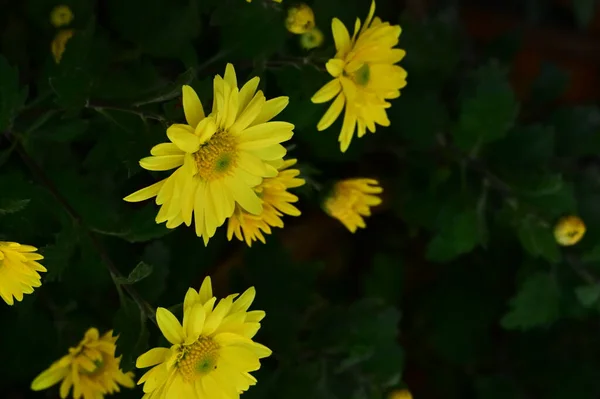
[115, 261, 153, 285]
[364, 253, 403, 305]
[501, 272, 561, 330]
[516, 217, 561, 263]
[0, 55, 28, 131]
[113, 298, 149, 372]
[0, 198, 30, 215]
[574, 284, 600, 308]
[426, 209, 482, 262]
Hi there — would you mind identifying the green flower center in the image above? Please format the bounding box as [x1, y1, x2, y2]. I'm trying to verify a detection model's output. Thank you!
[178, 337, 220, 382]
[353, 64, 370, 86]
[194, 130, 238, 181]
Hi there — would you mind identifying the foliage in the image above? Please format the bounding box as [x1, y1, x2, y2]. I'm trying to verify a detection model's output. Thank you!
[1, 0, 600, 398]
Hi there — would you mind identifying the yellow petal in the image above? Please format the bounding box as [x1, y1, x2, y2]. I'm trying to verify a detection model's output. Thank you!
[183, 303, 206, 343]
[151, 143, 182, 156]
[196, 116, 218, 144]
[360, 0, 377, 34]
[317, 93, 345, 131]
[224, 63, 237, 90]
[230, 91, 265, 134]
[238, 122, 294, 150]
[182, 85, 205, 128]
[230, 286, 256, 313]
[339, 109, 357, 153]
[198, 276, 213, 304]
[31, 366, 68, 391]
[167, 124, 201, 153]
[139, 155, 184, 171]
[123, 179, 166, 202]
[136, 347, 170, 369]
[311, 79, 342, 104]
[224, 176, 262, 215]
[326, 59, 345, 78]
[332, 18, 351, 55]
[251, 96, 289, 125]
[156, 307, 184, 345]
[238, 76, 260, 113]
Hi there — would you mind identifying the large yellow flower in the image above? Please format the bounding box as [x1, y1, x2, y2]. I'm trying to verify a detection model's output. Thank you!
[323, 178, 382, 232]
[0, 241, 46, 306]
[31, 328, 135, 399]
[136, 276, 271, 399]
[311, 0, 407, 152]
[227, 158, 305, 246]
[124, 64, 294, 245]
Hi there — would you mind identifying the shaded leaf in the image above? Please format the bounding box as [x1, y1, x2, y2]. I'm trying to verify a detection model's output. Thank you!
[113, 298, 149, 372]
[0, 55, 28, 131]
[574, 284, 600, 308]
[115, 261, 153, 285]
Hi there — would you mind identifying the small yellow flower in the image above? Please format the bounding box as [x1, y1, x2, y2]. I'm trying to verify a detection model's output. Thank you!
[124, 64, 294, 246]
[324, 178, 382, 232]
[300, 27, 324, 50]
[0, 241, 46, 306]
[136, 276, 271, 399]
[554, 215, 586, 246]
[285, 3, 315, 34]
[50, 5, 74, 28]
[312, 0, 407, 152]
[389, 389, 413, 399]
[31, 328, 135, 399]
[51, 29, 74, 64]
[227, 158, 305, 246]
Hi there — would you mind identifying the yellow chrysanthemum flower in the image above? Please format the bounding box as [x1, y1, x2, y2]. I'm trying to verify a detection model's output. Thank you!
[51, 29, 74, 64]
[227, 158, 305, 246]
[324, 178, 382, 232]
[31, 328, 135, 399]
[300, 27, 324, 50]
[554, 215, 586, 246]
[124, 64, 294, 245]
[136, 276, 271, 399]
[311, 0, 407, 152]
[0, 241, 46, 306]
[285, 3, 315, 34]
[389, 389, 413, 399]
[50, 5, 74, 28]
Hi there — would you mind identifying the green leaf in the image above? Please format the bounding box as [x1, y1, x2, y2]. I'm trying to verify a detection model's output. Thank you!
[573, 0, 597, 29]
[33, 119, 90, 142]
[516, 217, 561, 263]
[426, 209, 482, 262]
[0, 55, 28, 131]
[474, 375, 526, 399]
[115, 261, 153, 285]
[453, 62, 519, 151]
[486, 124, 555, 168]
[137, 241, 171, 303]
[0, 198, 29, 215]
[41, 225, 79, 282]
[501, 272, 561, 330]
[364, 253, 403, 305]
[113, 298, 149, 372]
[582, 244, 600, 263]
[574, 284, 600, 308]
[550, 106, 600, 157]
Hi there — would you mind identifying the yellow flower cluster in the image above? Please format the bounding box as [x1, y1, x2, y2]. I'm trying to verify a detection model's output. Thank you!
[50, 5, 75, 64]
[285, 4, 324, 50]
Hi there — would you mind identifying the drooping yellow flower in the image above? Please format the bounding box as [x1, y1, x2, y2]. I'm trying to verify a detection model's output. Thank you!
[311, 0, 407, 152]
[324, 178, 382, 232]
[285, 3, 315, 34]
[50, 5, 74, 28]
[389, 389, 413, 399]
[124, 64, 294, 245]
[300, 27, 324, 50]
[31, 328, 135, 399]
[136, 276, 271, 399]
[51, 29, 74, 64]
[554, 215, 586, 246]
[227, 158, 305, 246]
[0, 241, 46, 306]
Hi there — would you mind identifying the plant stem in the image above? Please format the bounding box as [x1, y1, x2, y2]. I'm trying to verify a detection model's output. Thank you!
[11, 134, 157, 325]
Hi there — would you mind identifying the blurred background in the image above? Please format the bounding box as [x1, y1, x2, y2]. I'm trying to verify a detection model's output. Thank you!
[1, 0, 600, 398]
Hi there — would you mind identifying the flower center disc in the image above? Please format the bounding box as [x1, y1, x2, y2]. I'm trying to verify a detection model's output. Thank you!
[178, 337, 220, 382]
[353, 63, 371, 86]
[194, 130, 238, 181]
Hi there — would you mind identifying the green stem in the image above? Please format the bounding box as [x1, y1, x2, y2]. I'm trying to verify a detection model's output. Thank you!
[10, 133, 157, 326]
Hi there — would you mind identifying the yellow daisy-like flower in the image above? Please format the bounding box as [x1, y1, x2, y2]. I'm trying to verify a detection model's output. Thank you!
[389, 389, 413, 399]
[50, 5, 74, 28]
[51, 29, 74, 64]
[0, 241, 46, 306]
[124, 64, 294, 245]
[31, 328, 135, 399]
[300, 27, 324, 50]
[285, 3, 315, 34]
[323, 178, 382, 232]
[227, 158, 305, 246]
[136, 276, 271, 399]
[311, 0, 407, 152]
[554, 215, 586, 246]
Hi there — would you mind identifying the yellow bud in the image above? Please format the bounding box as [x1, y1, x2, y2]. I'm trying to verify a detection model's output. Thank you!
[50, 5, 74, 28]
[389, 389, 413, 399]
[285, 3, 315, 34]
[51, 29, 75, 64]
[554, 215, 586, 246]
[300, 27, 324, 50]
